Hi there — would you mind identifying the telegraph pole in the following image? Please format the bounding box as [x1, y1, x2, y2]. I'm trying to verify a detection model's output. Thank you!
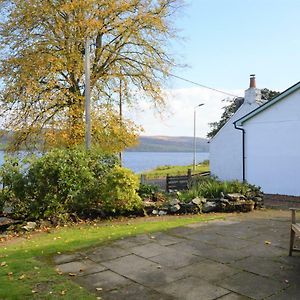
[119, 73, 123, 166]
[84, 37, 91, 150]
[193, 103, 204, 171]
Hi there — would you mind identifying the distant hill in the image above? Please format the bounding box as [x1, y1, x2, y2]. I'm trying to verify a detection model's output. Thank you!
[126, 136, 209, 152]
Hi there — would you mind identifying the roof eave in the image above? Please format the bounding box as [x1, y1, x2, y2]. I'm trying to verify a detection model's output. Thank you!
[234, 80, 300, 127]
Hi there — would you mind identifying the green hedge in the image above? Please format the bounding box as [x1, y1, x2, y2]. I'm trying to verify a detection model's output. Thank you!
[0, 148, 142, 221]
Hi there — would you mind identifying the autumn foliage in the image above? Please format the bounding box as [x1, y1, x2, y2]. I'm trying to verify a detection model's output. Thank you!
[0, 0, 182, 151]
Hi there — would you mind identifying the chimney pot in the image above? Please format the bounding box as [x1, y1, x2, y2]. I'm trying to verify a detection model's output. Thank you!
[250, 74, 256, 88]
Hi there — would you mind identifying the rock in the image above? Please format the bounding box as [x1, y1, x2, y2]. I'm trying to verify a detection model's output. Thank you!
[144, 201, 156, 208]
[225, 193, 246, 201]
[158, 210, 167, 216]
[169, 199, 180, 206]
[191, 198, 202, 206]
[0, 217, 22, 231]
[39, 220, 52, 228]
[152, 210, 158, 215]
[22, 221, 37, 231]
[202, 201, 218, 213]
[201, 198, 207, 204]
[220, 198, 230, 204]
[169, 204, 181, 213]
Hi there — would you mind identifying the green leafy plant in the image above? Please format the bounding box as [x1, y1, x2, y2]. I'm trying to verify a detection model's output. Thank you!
[0, 148, 117, 220]
[100, 166, 143, 214]
[180, 177, 260, 200]
[138, 184, 159, 199]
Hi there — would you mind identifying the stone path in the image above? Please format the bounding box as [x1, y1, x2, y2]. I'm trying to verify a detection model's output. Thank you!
[54, 210, 300, 299]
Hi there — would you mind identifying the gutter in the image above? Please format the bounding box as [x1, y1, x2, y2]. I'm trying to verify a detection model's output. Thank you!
[234, 122, 246, 182]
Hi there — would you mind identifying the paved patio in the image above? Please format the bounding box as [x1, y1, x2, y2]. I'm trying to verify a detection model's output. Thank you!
[54, 210, 300, 299]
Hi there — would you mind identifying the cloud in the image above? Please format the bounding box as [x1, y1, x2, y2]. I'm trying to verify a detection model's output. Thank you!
[125, 87, 244, 137]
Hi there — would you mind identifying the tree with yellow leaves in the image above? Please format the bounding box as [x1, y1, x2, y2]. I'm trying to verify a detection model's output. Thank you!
[0, 0, 182, 152]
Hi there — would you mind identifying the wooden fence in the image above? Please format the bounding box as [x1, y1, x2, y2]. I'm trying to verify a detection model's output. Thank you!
[140, 170, 210, 192]
[166, 169, 210, 192]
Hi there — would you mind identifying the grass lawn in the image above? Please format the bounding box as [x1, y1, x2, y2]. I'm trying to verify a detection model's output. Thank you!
[0, 214, 223, 299]
[144, 163, 209, 179]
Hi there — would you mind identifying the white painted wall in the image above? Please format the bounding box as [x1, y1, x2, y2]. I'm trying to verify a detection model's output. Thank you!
[244, 89, 300, 196]
[210, 87, 261, 181]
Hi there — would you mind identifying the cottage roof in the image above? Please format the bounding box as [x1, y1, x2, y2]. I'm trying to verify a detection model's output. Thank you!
[235, 80, 300, 126]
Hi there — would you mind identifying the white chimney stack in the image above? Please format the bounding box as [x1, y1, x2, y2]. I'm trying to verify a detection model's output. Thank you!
[244, 74, 261, 104]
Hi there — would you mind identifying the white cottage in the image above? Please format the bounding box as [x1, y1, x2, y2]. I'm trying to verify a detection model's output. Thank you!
[210, 75, 262, 181]
[235, 81, 300, 196]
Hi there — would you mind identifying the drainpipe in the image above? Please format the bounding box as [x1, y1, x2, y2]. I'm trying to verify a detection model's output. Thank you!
[234, 122, 246, 182]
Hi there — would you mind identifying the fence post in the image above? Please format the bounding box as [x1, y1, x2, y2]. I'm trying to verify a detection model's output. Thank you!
[140, 174, 146, 184]
[166, 174, 169, 193]
[187, 168, 192, 188]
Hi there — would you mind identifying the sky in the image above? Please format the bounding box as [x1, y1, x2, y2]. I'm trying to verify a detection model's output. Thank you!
[127, 0, 300, 138]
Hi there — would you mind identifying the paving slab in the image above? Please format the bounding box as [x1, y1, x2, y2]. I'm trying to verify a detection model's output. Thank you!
[100, 282, 175, 300]
[217, 292, 251, 299]
[148, 232, 187, 246]
[204, 235, 256, 250]
[230, 256, 292, 278]
[167, 239, 215, 256]
[56, 259, 106, 276]
[149, 249, 204, 269]
[218, 271, 287, 299]
[75, 269, 131, 292]
[83, 245, 130, 262]
[102, 254, 188, 288]
[200, 247, 249, 264]
[53, 253, 83, 265]
[131, 243, 173, 258]
[178, 260, 240, 282]
[155, 276, 230, 300]
[110, 234, 154, 249]
[267, 284, 300, 300]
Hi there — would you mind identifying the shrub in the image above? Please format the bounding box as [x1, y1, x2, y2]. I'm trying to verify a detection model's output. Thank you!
[138, 184, 159, 199]
[180, 177, 260, 201]
[0, 148, 117, 220]
[100, 166, 143, 214]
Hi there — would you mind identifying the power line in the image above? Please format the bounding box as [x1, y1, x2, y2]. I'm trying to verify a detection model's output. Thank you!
[103, 48, 239, 98]
[166, 73, 239, 98]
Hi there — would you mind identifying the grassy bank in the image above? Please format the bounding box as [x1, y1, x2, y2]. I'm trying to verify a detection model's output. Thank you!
[0, 214, 222, 299]
[144, 162, 209, 179]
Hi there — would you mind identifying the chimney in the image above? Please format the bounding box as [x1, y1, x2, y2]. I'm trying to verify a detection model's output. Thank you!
[249, 74, 256, 88]
[244, 74, 261, 104]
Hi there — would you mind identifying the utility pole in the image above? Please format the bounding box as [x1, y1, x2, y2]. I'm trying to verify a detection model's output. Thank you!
[193, 103, 204, 171]
[84, 37, 91, 150]
[119, 72, 123, 166]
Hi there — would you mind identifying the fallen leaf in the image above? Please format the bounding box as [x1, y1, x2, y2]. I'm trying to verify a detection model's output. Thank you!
[68, 272, 77, 277]
[264, 241, 271, 245]
[60, 290, 67, 295]
[19, 274, 26, 280]
[285, 280, 289, 284]
[34, 266, 39, 270]
[96, 287, 103, 291]
[7, 272, 13, 276]
[1, 262, 7, 267]
[32, 290, 37, 294]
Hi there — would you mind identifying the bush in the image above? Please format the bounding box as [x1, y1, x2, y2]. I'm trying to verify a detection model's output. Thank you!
[180, 177, 260, 201]
[0, 148, 117, 220]
[138, 184, 159, 199]
[100, 166, 143, 214]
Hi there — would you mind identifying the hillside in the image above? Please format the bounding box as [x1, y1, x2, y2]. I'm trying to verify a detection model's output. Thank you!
[127, 136, 209, 152]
